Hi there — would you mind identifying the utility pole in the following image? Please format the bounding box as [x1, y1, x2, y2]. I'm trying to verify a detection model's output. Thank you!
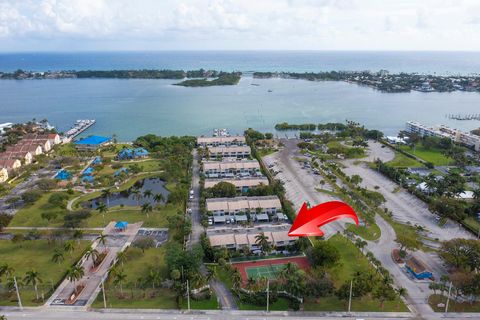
[348, 279, 353, 313]
[266, 279, 270, 313]
[101, 277, 107, 308]
[445, 281, 453, 313]
[13, 276, 23, 310]
[186, 279, 190, 311]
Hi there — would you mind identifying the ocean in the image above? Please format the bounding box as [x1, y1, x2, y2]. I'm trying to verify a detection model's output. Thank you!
[1, 51, 480, 140]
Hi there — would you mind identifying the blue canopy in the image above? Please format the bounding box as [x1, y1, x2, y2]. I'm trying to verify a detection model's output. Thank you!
[92, 156, 102, 165]
[75, 135, 111, 146]
[117, 147, 149, 159]
[81, 175, 94, 183]
[83, 167, 94, 176]
[114, 167, 129, 176]
[115, 221, 128, 229]
[55, 169, 71, 180]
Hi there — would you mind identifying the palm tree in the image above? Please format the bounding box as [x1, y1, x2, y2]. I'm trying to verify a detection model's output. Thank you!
[232, 270, 242, 291]
[51, 249, 65, 264]
[116, 251, 128, 267]
[206, 267, 217, 282]
[141, 203, 153, 218]
[279, 262, 298, 282]
[131, 189, 142, 206]
[97, 202, 108, 224]
[355, 238, 368, 254]
[72, 230, 84, 245]
[64, 241, 75, 256]
[96, 234, 109, 253]
[254, 232, 271, 255]
[84, 246, 100, 264]
[153, 193, 164, 204]
[396, 287, 407, 310]
[143, 189, 153, 199]
[0, 263, 15, 278]
[66, 265, 84, 294]
[24, 270, 42, 300]
[101, 188, 112, 208]
[114, 271, 127, 295]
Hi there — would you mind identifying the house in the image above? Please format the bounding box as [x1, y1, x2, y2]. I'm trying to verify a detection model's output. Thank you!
[203, 160, 261, 178]
[116, 148, 149, 160]
[197, 135, 246, 147]
[6, 144, 43, 156]
[204, 177, 269, 192]
[18, 138, 52, 153]
[207, 146, 251, 159]
[74, 135, 111, 151]
[0, 167, 8, 183]
[0, 158, 22, 171]
[23, 133, 60, 148]
[0, 151, 33, 165]
[207, 224, 297, 251]
[206, 196, 282, 224]
[405, 256, 433, 280]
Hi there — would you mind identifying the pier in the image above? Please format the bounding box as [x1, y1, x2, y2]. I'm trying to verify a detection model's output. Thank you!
[65, 119, 96, 139]
[445, 114, 480, 121]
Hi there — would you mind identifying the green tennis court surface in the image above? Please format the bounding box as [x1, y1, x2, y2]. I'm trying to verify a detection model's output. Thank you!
[245, 263, 287, 280]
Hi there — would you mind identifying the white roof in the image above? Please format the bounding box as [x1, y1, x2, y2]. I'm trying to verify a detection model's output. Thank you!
[204, 177, 268, 188]
[197, 136, 246, 144]
[203, 160, 260, 171]
[206, 196, 281, 212]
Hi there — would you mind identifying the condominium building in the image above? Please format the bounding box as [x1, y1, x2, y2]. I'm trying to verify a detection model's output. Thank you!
[204, 177, 269, 192]
[197, 135, 246, 147]
[203, 160, 261, 178]
[207, 145, 251, 159]
[405, 121, 480, 152]
[207, 224, 297, 251]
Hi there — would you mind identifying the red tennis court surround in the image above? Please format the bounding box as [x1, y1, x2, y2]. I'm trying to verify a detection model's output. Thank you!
[231, 256, 310, 283]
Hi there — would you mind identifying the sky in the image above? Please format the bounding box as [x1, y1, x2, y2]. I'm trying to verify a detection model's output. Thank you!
[1, 0, 480, 51]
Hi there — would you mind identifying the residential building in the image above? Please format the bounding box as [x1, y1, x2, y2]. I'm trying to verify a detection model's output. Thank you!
[207, 224, 297, 251]
[23, 133, 61, 147]
[197, 135, 246, 147]
[18, 137, 52, 153]
[207, 145, 251, 159]
[406, 121, 480, 152]
[204, 177, 269, 192]
[6, 143, 43, 156]
[0, 150, 33, 165]
[203, 160, 261, 178]
[0, 167, 8, 183]
[0, 158, 22, 179]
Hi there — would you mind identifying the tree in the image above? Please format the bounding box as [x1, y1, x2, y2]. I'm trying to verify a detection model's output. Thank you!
[355, 238, 368, 254]
[72, 230, 84, 245]
[51, 249, 65, 264]
[63, 241, 75, 256]
[153, 193, 164, 204]
[440, 239, 480, 271]
[131, 189, 143, 206]
[84, 246, 99, 264]
[0, 263, 15, 278]
[232, 269, 242, 291]
[143, 189, 153, 199]
[395, 233, 420, 253]
[373, 283, 396, 310]
[101, 188, 112, 208]
[23, 270, 42, 300]
[96, 202, 108, 224]
[208, 181, 236, 198]
[66, 265, 84, 293]
[307, 241, 340, 268]
[114, 271, 127, 295]
[132, 236, 155, 253]
[350, 174, 363, 186]
[0, 213, 13, 232]
[96, 234, 109, 253]
[254, 232, 271, 255]
[141, 203, 153, 218]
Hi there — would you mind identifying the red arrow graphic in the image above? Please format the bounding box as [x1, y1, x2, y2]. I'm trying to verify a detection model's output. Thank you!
[288, 201, 359, 237]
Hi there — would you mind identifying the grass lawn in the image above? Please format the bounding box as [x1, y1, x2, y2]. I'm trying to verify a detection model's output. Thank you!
[93, 246, 178, 309]
[429, 294, 480, 312]
[9, 192, 79, 228]
[387, 151, 424, 168]
[0, 240, 89, 306]
[83, 204, 177, 228]
[302, 235, 407, 312]
[399, 144, 452, 166]
[346, 222, 381, 241]
[238, 297, 291, 311]
[179, 294, 219, 310]
[462, 216, 480, 235]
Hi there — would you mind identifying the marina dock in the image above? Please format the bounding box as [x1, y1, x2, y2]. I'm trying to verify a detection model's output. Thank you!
[65, 119, 96, 140]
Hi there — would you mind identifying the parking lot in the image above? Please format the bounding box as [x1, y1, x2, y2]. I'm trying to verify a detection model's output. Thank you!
[136, 228, 169, 247]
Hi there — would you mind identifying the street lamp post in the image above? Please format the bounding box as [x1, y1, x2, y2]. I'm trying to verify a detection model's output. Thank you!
[13, 276, 23, 310]
[445, 281, 453, 313]
[348, 279, 353, 313]
[266, 279, 270, 313]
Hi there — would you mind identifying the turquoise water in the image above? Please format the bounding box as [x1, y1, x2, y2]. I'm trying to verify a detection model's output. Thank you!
[1, 76, 479, 140]
[1, 51, 480, 140]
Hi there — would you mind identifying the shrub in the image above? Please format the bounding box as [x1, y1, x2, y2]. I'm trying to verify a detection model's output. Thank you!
[21, 189, 43, 204]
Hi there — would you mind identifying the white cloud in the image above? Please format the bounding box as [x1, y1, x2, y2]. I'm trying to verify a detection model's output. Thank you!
[0, 0, 479, 50]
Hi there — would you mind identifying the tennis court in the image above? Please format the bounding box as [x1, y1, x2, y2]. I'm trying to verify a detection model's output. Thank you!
[231, 256, 310, 283]
[245, 263, 287, 280]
